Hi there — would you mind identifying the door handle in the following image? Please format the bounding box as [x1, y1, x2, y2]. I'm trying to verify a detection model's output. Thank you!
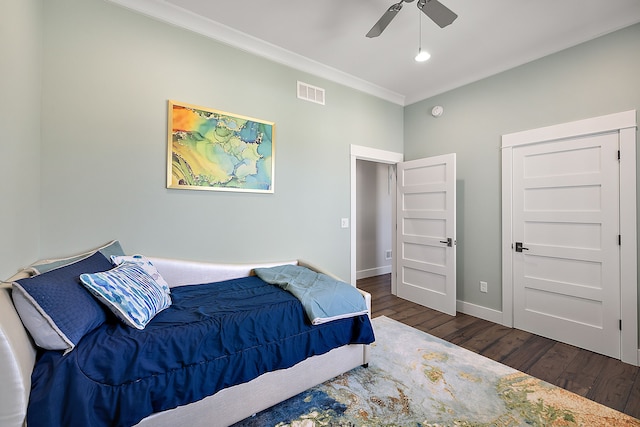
[440, 237, 453, 247]
[515, 242, 529, 252]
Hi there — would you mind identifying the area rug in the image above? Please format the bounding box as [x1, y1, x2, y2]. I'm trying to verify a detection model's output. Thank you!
[234, 316, 640, 426]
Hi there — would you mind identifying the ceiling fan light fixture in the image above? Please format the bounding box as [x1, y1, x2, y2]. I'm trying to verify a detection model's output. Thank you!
[366, 0, 457, 38]
[414, 11, 430, 62]
[415, 48, 431, 62]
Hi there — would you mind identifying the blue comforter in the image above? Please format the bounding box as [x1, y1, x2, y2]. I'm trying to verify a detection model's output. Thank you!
[27, 276, 375, 427]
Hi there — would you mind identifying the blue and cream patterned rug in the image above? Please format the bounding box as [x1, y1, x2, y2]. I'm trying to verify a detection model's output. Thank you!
[235, 316, 640, 426]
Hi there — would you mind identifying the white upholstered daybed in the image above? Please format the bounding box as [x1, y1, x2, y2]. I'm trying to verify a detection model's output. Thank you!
[0, 251, 372, 427]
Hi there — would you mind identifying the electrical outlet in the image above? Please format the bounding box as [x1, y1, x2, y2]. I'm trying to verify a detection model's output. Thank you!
[385, 250, 392, 260]
[341, 218, 349, 228]
[480, 281, 488, 293]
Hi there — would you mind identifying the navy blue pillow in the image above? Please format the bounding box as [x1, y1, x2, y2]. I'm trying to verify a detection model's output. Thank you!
[12, 251, 113, 352]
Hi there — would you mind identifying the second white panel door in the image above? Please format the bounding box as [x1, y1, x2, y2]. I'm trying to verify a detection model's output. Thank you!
[512, 132, 621, 358]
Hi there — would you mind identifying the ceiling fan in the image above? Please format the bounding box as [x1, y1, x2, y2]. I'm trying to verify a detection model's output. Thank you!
[366, 0, 458, 38]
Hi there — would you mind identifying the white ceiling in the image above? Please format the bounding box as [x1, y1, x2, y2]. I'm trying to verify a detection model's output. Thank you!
[110, 0, 640, 106]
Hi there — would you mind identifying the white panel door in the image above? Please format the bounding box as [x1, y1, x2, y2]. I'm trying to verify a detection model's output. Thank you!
[396, 154, 456, 315]
[512, 132, 620, 358]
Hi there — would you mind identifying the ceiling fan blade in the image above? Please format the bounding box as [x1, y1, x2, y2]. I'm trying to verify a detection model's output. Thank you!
[366, 2, 404, 38]
[417, 0, 458, 28]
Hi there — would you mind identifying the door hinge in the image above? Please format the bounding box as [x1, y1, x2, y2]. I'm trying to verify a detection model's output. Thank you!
[618, 150, 621, 160]
[619, 235, 622, 246]
[619, 319, 622, 330]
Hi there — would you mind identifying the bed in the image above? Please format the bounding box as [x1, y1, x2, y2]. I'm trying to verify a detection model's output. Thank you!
[0, 242, 374, 427]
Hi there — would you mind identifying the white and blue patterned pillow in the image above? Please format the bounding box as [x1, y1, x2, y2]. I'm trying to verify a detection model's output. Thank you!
[110, 254, 170, 295]
[80, 264, 172, 330]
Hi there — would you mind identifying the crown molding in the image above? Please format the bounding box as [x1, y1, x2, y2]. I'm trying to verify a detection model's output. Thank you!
[106, 0, 406, 106]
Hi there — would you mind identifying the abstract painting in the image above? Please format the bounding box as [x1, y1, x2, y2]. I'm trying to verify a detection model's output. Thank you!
[167, 100, 275, 193]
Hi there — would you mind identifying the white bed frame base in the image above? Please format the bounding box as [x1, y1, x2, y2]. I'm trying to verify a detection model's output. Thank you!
[0, 257, 371, 427]
[138, 344, 366, 427]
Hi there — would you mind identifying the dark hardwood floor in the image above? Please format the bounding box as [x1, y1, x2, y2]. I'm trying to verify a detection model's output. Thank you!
[357, 274, 640, 419]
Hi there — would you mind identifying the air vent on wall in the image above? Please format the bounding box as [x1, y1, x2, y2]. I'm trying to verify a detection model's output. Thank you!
[297, 81, 325, 105]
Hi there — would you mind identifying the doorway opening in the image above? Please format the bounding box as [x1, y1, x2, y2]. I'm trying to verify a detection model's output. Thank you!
[349, 145, 402, 289]
[356, 159, 394, 281]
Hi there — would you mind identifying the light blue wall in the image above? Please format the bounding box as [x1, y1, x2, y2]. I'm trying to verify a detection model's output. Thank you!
[0, 0, 42, 279]
[37, 0, 403, 280]
[4, 0, 638, 316]
[404, 23, 640, 312]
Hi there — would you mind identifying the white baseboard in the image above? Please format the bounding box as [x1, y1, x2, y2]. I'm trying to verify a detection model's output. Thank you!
[456, 300, 504, 325]
[356, 266, 392, 280]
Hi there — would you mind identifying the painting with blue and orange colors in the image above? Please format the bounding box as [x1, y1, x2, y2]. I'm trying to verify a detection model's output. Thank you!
[167, 100, 275, 193]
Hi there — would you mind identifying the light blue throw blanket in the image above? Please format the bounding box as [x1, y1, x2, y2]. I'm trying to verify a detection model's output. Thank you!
[253, 265, 368, 325]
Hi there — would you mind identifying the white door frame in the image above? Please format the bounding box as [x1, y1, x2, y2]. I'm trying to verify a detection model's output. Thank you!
[501, 110, 638, 365]
[350, 145, 403, 287]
